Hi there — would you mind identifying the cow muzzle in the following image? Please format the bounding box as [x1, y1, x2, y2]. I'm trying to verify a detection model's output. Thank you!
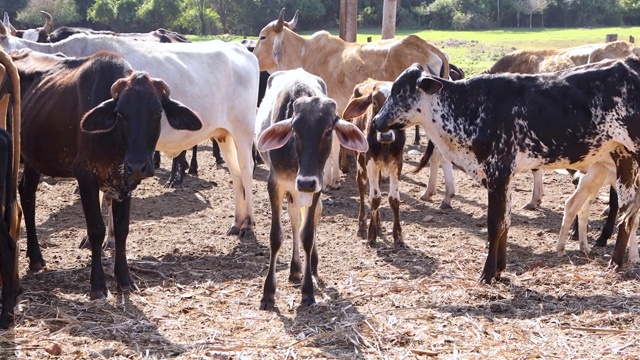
[125, 159, 155, 182]
[377, 130, 395, 144]
[296, 175, 321, 193]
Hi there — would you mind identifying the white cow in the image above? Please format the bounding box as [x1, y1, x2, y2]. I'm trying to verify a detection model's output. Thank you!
[0, 24, 259, 238]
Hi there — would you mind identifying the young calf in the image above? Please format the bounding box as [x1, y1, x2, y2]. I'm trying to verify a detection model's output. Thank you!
[374, 59, 640, 284]
[342, 79, 406, 247]
[13, 49, 202, 298]
[256, 68, 367, 309]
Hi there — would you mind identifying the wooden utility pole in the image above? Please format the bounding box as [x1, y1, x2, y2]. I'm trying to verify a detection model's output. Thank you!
[381, 0, 397, 39]
[339, 0, 357, 42]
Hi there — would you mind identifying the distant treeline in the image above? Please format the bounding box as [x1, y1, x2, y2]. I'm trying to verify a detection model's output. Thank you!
[3, 0, 640, 36]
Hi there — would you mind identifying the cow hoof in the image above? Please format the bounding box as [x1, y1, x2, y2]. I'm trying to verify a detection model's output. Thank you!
[104, 239, 115, 250]
[357, 229, 367, 239]
[289, 272, 302, 286]
[419, 192, 435, 201]
[439, 202, 452, 210]
[79, 236, 90, 249]
[188, 168, 198, 175]
[164, 178, 183, 188]
[239, 227, 255, 241]
[394, 239, 406, 248]
[118, 283, 138, 294]
[259, 297, 275, 310]
[226, 226, 241, 236]
[366, 239, 377, 247]
[89, 289, 108, 300]
[29, 260, 46, 272]
[522, 202, 539, 210]
[594, 237, 608, 247]
[557, 249, 566, 257]
[301, 294, 316, 307]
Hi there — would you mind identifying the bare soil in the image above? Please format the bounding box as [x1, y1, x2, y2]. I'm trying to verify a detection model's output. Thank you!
[2, 128, 640, 359]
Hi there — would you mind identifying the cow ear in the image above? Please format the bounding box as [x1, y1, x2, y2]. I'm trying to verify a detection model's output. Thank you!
[257, 119, 294, 152]
[334, 119, 368, 153]
[162, 98, 203, 131]
[417, 76, 443, 95]
[342, 95, 371, 120]
[81, 99, 118, 133]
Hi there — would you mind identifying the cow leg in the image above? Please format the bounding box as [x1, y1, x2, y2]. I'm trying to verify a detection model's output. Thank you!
[322, 136, 342, 190]
[367, 159, 382, 246]
[0, 224, 18, 329]
[153, 151, 160, 169]
[19, 164, 45, 271]
[188, 145, 198, 175]
[595, 186, 618, 247]
[300, 192, 321, 307]
[523, 169, 543, 210]
[218, 132, 255, 239]
[419, 149, 439, 202]
[78, 192, 115, 250]
[611, 152, 639, 267]
[112, 196, 137, 293]
[212, 139, 226, 166]
[557, 164, 606, 256]
[76, 177, 108, 299]
[413, 125, 420, 145]
[389, 158, 404, 248]
[310, 201, 322, 278]
[164, 150, 188, 187]
[629, 225, 639, 264]
[440, 156, 455, 209]
[286, 194, 302, 285]
[260, 175, 283, 310]
[481, 176, 511, 284]
[356, 153, 368, 238]
[339, 148, 350, 174]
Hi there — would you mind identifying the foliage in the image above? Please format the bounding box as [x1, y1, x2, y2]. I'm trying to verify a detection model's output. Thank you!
[17, 0, 81, 26]
[86, 0, 115, 25]
[174, 0, 221, 35]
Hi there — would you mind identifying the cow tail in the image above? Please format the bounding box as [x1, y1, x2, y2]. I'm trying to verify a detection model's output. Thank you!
[411, 140, 435, 174]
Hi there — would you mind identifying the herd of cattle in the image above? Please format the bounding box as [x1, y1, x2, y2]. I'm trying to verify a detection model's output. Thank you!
[0, 8, 640, 327]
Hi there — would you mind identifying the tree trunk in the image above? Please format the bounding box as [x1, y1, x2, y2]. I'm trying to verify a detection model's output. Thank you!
[529, 13, 532, 28]
[517, 11, 520, 27]
[340, 0, 357, 42]
[382, 0, 397, 39]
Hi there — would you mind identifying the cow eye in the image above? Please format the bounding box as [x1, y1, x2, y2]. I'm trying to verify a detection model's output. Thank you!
[259, 35, 266, 41]
[324, 128, 332, 137]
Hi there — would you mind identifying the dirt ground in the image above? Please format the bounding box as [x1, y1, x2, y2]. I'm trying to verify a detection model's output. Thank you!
[1, 126, 640, 359]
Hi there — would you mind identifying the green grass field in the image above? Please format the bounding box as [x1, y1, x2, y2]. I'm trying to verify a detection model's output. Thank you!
[189, 27, 640, 75]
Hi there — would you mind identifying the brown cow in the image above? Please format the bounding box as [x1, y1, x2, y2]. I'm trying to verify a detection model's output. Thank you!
[0, 47, 21, 329]
[253, 9, 450, 190]
[342, 79, 405, 247]
[13, 49, 202, 299]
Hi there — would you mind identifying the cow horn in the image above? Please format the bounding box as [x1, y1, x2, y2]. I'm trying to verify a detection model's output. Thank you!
[0, 18, 7, 37]
[274, 8, 285, 32]
[110, 78, 127, 100]
[40, 11, 53, 34]
[287, 10, 299, 30]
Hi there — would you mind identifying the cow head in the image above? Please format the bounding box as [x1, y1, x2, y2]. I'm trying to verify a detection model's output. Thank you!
[253, 8, 299, 73]
[343, 80, 400, 144]
[80, 72, 202, 183]
[373, 64, 443, 133]
[258, 96, 367, 201]
[2, 11, 51, 43]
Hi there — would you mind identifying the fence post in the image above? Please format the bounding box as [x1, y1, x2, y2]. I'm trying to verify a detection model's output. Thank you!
[606, 33, 618, 42]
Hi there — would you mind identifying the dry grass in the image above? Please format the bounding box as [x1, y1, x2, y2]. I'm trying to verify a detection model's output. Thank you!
[2, 129, 640, 359]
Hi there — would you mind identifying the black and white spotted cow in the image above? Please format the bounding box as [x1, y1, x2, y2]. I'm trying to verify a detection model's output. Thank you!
[373, 59, 640, 284]
[256, 68, 368, 309]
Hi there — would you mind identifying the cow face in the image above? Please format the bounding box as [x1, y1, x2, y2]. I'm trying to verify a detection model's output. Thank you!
[343, 80, 399, 144]
[2, 11, 51, 43]
[81, 72, 202, 183]
[253, 9, 299, 73]
[373, 64, 443, 134]
[258, 96, 367, 199]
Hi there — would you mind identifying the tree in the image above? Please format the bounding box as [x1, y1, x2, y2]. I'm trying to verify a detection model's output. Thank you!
[86, 0, 115, 25]
[137, 0, 181, 30]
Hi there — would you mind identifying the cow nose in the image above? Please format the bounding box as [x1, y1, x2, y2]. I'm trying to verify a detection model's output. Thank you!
[297, 178, 317, 193]
[125, 161, 154, 181]
[377, 131, 395, 144]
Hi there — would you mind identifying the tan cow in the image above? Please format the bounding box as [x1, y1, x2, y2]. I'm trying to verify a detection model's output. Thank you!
[486, 41, 640, 75]
[253, 9, 450, 189]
